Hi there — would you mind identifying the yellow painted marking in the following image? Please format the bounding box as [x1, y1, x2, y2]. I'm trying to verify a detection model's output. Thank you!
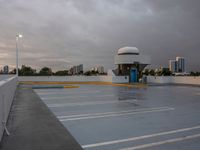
[19, 81, 147, 88]
[64, 85, 80, 88]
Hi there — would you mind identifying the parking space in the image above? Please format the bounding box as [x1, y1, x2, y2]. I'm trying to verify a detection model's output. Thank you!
[34, 85, 200, 150]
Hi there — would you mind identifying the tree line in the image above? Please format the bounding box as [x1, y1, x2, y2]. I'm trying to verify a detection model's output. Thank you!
[6, 65, 200, 76]
[142, 68, 171, 76]
[14, 65, 106, 76]
[18, 65, 68, 76]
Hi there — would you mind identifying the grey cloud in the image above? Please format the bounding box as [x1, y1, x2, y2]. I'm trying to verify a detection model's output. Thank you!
[0, 0, 199, 71]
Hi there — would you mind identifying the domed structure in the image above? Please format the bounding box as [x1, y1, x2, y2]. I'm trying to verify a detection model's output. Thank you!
[114, 46, 151, 83]
[117, 47, 139, 55]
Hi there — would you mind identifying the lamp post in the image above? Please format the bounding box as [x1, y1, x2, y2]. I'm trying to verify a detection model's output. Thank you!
[16, 34, 22, 76]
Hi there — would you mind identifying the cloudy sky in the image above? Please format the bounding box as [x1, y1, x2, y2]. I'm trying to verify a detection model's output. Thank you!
[0, 0, 200, 72]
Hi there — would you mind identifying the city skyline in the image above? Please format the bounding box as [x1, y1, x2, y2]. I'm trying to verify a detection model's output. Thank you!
[0, 0, 200, 71]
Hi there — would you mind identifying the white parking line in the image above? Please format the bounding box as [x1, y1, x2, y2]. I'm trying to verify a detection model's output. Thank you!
[57, 107, 171, 119]
[41, 94, 115, 100]
[48, 99, 137, 107]
[36, 90, 101, 95]
[120, 133, 200, 150]
[60, 107, 174, 122]
[82, 125, 200, 149]
[35, 88, 98, 93]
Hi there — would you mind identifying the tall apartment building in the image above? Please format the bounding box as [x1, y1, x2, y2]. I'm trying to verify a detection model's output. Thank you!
[176, 57, 185, 72]
[76, 64, 83, 74]
[169, 57, 185, 73]
[91, 65, 104, 74]
[97, 66, 104, 74]
[69, 64, 83, 75]
[169, 60, 177, 73]
[3, 65, 9, 74]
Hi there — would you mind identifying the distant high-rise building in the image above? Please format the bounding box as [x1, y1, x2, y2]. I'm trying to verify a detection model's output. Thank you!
[77, 64, 83, 74]
[169, 57, 185, 73]
[97, 66, 104, 74]
[169, 60, 177, 73]
[91, 66, 104, 74]
[3, 65, 9, 74]
[69, 64, 83, 75]
[176, 57, 185, 73]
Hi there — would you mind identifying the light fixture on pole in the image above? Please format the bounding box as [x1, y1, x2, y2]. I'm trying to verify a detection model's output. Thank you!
[16, 34, 23, 76]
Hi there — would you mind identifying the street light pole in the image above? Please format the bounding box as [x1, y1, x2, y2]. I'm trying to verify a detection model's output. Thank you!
[16, 34, 22, 76]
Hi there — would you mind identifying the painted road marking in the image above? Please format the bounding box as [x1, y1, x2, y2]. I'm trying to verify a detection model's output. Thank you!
[48, 99, 137, 107]
[34, 88, 91, 93]
[41, 94, 115, 100]
[36, 90, 101, 95]
[21, 81, 136, 87]
[60, 107, 174, 122]
[57, 107, 171, 119]
[120, 133, 200, 150]
[82, 125, 200, 149]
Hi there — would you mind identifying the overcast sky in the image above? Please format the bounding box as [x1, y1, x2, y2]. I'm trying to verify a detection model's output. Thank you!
[0, 0, 200, 72]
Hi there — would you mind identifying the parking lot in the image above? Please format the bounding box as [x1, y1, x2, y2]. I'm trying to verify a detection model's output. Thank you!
[34, 85, 200, 150]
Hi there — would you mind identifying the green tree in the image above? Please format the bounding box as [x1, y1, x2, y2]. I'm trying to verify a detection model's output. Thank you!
[84, 71, 91, 76]
[19, 65, 36, 76]
[190, 71, 200, 76]
[39, 67, 52, 76]
[91, 70, 98, 75]
[149, 69, 155, 76]
[54, 70, 68, 76]
[10, 69, 16, 74]
[143, 69, 149, 76]
[161, 68, 171, 76]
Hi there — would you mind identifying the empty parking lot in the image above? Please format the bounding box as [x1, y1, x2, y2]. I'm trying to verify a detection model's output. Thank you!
[34, 85, 200, 150]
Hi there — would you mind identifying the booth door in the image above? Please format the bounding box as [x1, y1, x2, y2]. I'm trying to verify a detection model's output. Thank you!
[130, 68, 137, 83]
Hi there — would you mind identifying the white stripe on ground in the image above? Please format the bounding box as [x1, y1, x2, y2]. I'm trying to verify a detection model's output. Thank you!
[57, 107, 171, 119]
[60, 107, 174, 122]
[41, 94, 115, 100]
[36, 90, 101, 95]
[82, 125, 200, 149]
[48, 99, 137, 107]
[35, 88, 99, 93]
[120, 133, 200, 150]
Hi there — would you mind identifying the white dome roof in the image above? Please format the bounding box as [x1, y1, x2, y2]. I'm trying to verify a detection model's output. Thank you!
[118, 47, 139, 55]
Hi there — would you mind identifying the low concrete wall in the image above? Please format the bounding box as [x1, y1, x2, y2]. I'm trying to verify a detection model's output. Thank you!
[112, 76, 129, 83]
[0, 76, 18, 142]
[147, 76, 200, 85]
[147, 76, 172, 84]
[18, 75, 129, 83]
[0, 75, 15, 81]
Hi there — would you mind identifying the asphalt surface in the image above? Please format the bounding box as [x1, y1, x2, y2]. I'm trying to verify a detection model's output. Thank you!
[0, 84, 83, 150]
[34, 84, 200, 150]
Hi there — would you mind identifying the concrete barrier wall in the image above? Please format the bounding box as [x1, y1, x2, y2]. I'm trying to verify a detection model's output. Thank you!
[112, 76, 129, 83]
[147, 76, 200, 85]
[18, 76, 129, 83]
[147, 76, 172, 84]
[0, 75, 15, 81]
[18, 76, 200, 85]
[18, 76, 112, 82]
[0, 76, 18, 142]
[18, 75, 129, 83]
